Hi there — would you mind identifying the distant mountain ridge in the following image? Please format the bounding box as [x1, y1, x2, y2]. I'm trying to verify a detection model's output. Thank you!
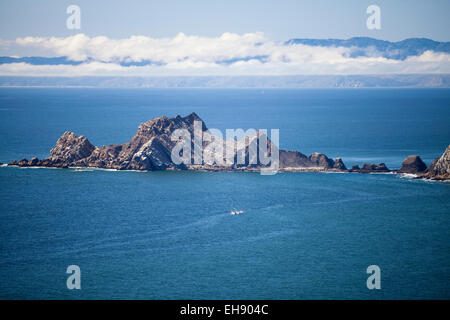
[0, 56, 83, 65]
[1, 37, 449, 66]
[0, 75, 449, 88]
[0, 56, 161, 67]
[285, 37, 450, 60]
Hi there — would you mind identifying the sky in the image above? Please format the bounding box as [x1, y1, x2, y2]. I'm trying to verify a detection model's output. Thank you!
[0, 0, 449, 41]
[0, 0, 449, 76]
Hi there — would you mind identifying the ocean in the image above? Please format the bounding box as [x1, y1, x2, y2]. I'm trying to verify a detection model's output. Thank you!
[0, 88, 449, 299]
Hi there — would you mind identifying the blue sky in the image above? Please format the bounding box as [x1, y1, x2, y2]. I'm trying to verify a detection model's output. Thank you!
[0, 0, 449, 41]
[0, 1, 449, 76]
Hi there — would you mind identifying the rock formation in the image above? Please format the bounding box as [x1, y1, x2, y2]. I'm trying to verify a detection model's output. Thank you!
[308, 152, 335, 169]
[50, 132, 96, 163]
[349, 163, 390, 173]
[398, 155, 427, 173]
[278, 150, 342, 171]
[7, 112, 448, 180]
[420, 145, 450, 180]
[7, 113, 350, 173]
[279, 150, 311, 168]
[333, 158, 347, 170]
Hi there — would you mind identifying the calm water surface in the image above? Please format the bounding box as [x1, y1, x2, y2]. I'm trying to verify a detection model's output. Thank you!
[0, 88, 449, 299]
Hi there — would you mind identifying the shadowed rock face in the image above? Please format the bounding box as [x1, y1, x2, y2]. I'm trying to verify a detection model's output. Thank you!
[349, 163, 390, 173]
[279, 151, 311, 168]
[421, 145, 450, 180]
[309, 152, 335, 169]
[333, 158, 347, 170]
[7, 112, 350, 172]
[278, 151, 345, 170]
[399, 155, 427, 173]
[360, 163, 390, 172]
[7, 113, 448, 180]
[74, 113, 201, 170]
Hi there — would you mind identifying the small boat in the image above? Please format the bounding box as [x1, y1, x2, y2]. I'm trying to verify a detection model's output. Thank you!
[231, 210, 244, 215]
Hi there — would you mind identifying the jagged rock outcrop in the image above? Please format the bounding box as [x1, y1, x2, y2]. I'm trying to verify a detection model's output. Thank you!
[73, 113, 202, 170]
[426, 158, 439, 173]
[333, 158, 347, 170]
[420, 145, 450, 180]
[6, 113, 448, 180]
[9, 132, 97, 168]
[50, 131, 96, 164]
[398, 155, 427, 173]
[129, 137, 186, 170]
[278, 151, 346, 171]
[8, 157, 67, 168]
[309, 152, 335, 169]
[8, 112, 348, 173]
[360, 163, 390, 172]
[279, 151, 312, 169]
[350, 163, 390, 173]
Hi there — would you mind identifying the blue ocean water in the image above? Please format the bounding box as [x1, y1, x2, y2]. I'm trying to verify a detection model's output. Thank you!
[0, 88, 449, 299]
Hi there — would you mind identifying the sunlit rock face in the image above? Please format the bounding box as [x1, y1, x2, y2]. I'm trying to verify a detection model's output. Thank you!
[422, 145, 450, 180]
[7, 112, 354, 173]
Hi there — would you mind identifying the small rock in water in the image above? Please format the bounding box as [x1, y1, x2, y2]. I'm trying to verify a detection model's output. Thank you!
[399, 155, 427, 173]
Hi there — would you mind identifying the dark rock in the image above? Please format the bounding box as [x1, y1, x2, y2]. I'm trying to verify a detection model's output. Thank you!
[88, 113, 202, 170]
[232, 132, 276, 169]
[7, 113, 348, 173]
[74, 144, 123, 169]
[309, 152, 335, 169]
[17, 158, 29, 166]
[399, 155, 427, 173]
[350, 163, 390, 173]
[278, 151, 347, 171]
[360, 163, 390, 172]
[279, 150, 311, 168]
[183, 112, 208, 131]
[377, 163, 390, 171]
[29, 157, 40, 166]
[333, 158, 347, 170]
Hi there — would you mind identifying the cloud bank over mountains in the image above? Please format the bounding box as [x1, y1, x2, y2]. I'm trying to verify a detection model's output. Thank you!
[0, 32, 449, 76]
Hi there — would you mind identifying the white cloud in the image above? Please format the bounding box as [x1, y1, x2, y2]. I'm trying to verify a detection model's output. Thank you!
[0, 32, 449, 76]
[13, 32, 270, 63]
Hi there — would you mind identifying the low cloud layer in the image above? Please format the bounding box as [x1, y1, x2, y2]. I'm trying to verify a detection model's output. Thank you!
[0, 33, 449, 76]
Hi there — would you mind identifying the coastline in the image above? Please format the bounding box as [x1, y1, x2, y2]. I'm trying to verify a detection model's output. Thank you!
[3, 161, 449, 183]
[3, 113, 449, 181]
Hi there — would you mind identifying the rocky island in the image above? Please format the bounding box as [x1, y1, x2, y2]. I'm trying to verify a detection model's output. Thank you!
[5, 112, 450, 181]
